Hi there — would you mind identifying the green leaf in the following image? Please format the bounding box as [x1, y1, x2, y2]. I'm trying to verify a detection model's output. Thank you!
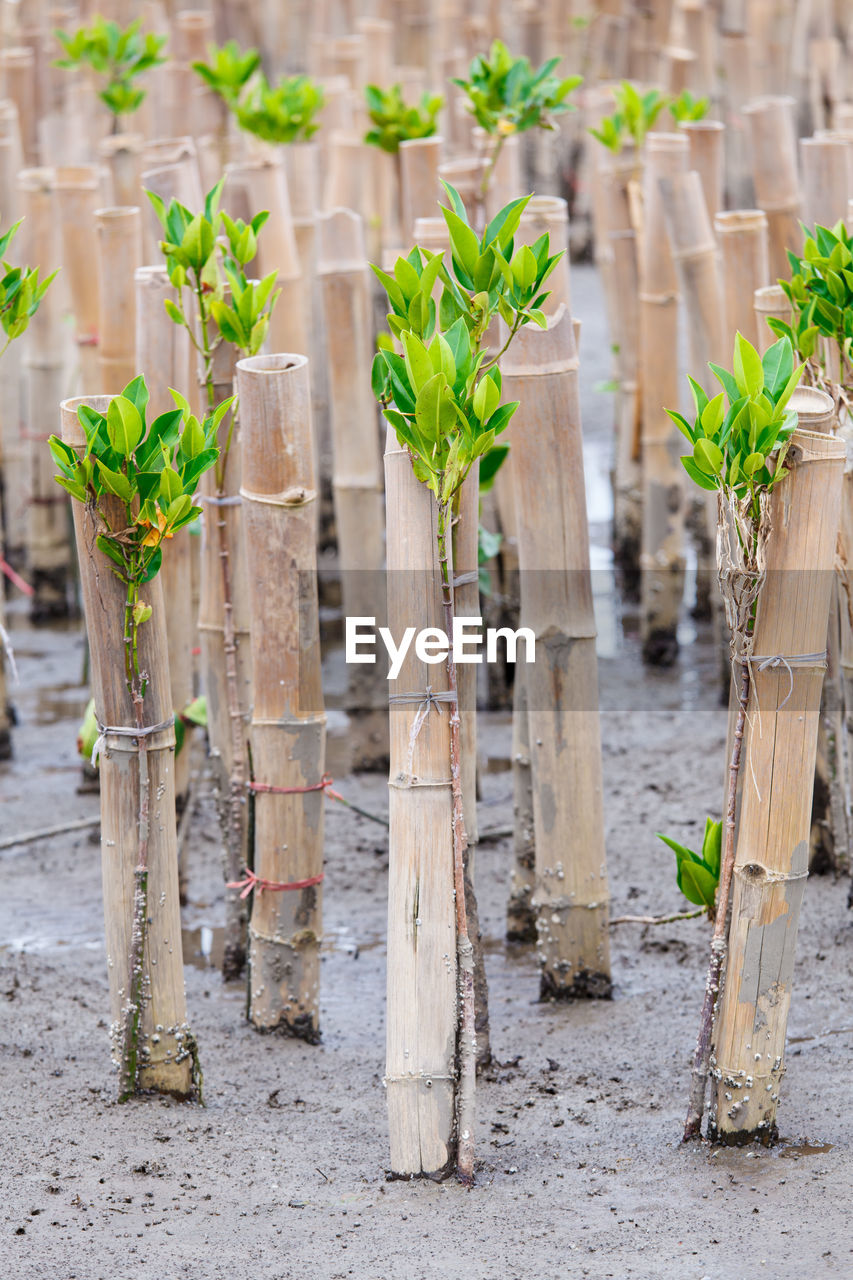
[681, 456, 719, 492]
[732, 331, 764, 397]
[702, 819, 722, 879]
[442, 206, 480, 281]
[677, 859, 718, 909]
[414, 371, 456, 444]
[472, 372, 500, 422]
[693, 437, 723, 476]
[159, 465, 182, 503]
[106, 395, 143, 456]
[708, 361, 740, 405]
[478, 444, 509, 491]
[401, 331, 435, 395]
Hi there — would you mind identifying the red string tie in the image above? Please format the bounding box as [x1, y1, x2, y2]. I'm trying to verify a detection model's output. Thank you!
[0, 558, 34, 597]
[247, 774, 345, 803]
[226, 868, 324, 899]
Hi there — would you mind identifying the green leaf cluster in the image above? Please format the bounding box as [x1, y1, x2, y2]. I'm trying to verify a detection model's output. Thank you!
[666, 333, 802, 517]
[0, 220, 57, 355]
[588, 81, 668, 152]
[363, 83, 443, 154]
[370, 184, 562, 504]
[191, 39, 260, 103]
[773, 221, 853, 376]
[667, 89, 710, 124]
[54, 16, 166, 117]
[234, 72, 324, 144]
[658, 818, 721, 912]
[454, 40, 581, 137]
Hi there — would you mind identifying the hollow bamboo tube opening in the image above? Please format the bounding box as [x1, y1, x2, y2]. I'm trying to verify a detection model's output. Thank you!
[680, 119, 725, 221]
[98, 132, 144, 207]
[399, 135, 443, 242]
[714, 210, 770, 353]
[95, 206, 142, 393]
[60, 394, 195, 1099]
[799, 135, 853, 230]
[517, 196, 571, 317]
[173, 9, 214, 62]
[753, 284, 793, 355]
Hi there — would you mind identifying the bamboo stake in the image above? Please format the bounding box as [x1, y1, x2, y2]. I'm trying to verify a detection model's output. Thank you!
[709, 417, 844, 1144]
[0, 46, 36, 164]
[719, 30, 755, 209]
[384, 422, 459, 1180]
[517, 196, 571, 317]
[399, 136, 443, 242]
[55, 165, 103, 392]
[715, 210, 770, 354]
[753, 285, 793, 356]
[506, 660, 535, 941]
[316, 208, 388, 770]
[680, 120, 725, 221]
[235, 353, 325, 1039]
[98, 133, 145, 208]
[743, 96, 802, 281]
[504, 305, 611, 999]
[639, 131, 689, 665]
[135, 265, 194, 811]
[800, 134, 853, 230]
[95, 206, 143, 395]
[61, 395, 197, 1100]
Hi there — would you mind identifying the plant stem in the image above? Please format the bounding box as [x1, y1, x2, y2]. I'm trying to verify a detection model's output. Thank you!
[610, 908, 705, 926]
[437, 499, 476, 1187]
[683, 659, 751, 1141]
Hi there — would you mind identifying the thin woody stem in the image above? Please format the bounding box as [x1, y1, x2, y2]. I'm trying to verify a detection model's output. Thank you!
[437, 498, 476, 1187]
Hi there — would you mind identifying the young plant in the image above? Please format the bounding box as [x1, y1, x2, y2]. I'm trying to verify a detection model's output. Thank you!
[54, 16, 167, 127]
[665, 332, 803, 1141]
[0, 220, 58, 358]
[233, 73, 324, 144]
[589, 81, 667, 153]
[668, 89, 710, 125]
[363, 83, 443, 153]
[191, 39, 261, 105]
[657, 818, 721, 918]
[453, 40, 582, 207]
[371, 183, 562, 1184]
[48, 377, 225, 1097]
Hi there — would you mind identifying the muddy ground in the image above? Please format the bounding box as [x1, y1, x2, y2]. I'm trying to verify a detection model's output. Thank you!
[2, 266, 852, 1279]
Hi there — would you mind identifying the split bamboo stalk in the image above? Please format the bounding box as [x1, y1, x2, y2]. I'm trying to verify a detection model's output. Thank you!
[384, 422, 458, 1179]
[316, 208, 388, 770]
[19, 166, 71, 621]
[236, 353, 325, 1039]
[800, 135, 853, 230]
[504, 305, 611, 999]
[753, 285, 793, 356]
[680, 120, 726, 221]
[399, 136, 443, 242]
[639, 131, 689, 665]
[61, 395, 195, 1099]
[54, 166, 102, 392]
[715, 210, 770, 354]
[95, 206, 143, 394]
[743, 96, 802, 281]
[135, 265, 194, 811]
[709, 415, 844, 1143]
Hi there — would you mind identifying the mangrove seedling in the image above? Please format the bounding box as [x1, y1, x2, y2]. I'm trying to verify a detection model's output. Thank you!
[363, 83, 443, 153]
[233, 73, 325, 144]
[371, 183, 562, 1184]
[191, 39, 261, 105]
[666, 331, 803, 1140]
[49, 377, 227, 1098]
[668, 89, 710, 125]
[0, 219, 57, 357]
[589, 81, 667, 153]
[54, 15, 167, 127]
[657, 817, 721, 918]
[453, 40, 581, 209]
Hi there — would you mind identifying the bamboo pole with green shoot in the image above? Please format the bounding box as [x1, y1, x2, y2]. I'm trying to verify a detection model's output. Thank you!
[364, 82, 443, 254]
[147, 179, 281, 980]
[96, 205, 142, 394]
[665, 331, 807, 1140]
[53, 379, 228, 1099]
[371, 181, 564, 1184]
[53, 15, 167, 139]
[55, 166, 104, 393]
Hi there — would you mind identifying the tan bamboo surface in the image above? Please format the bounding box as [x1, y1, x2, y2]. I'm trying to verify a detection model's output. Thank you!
[322, 131, 366, 220]
[95, 206, 143, 394]
[503, 305, 611, 998]
[196, 327, 252, 979]
[680, 119, 725, 221]
[743, 96, 802, 281]
[316, 208, 388, 770]
[19, 166, 71, 621]
[719, 30, 755, 209]
[710, 415, 844, 1143]
[384, 419, 457, 1178]
[517, 196, 571, 317]
[0, 101, 26, 560]
[639, 131, 689, 664]
[135, 265, 194, 809]
[98, 132, 145, 208]
[681, 0, 716, 96]
[800, 134, 852, 230]
[54, 165, 103, 391]
[715, 210, 770, 354]
[753, 284, 793, 356]
[235, 353, 325, 1038]
[399, 135, 443, 241]
[660, 170, 724, 372]
[506, 660, 535, 941]
[285, 141, 325, 428]
[0, 46, 36, 165]
[357, 16, 394, 87]
[808, 36, 842, 134]
[60, 395, 194, 1099]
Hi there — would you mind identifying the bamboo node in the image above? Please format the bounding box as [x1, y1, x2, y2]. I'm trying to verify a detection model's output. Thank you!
[738, 651, 828, 710]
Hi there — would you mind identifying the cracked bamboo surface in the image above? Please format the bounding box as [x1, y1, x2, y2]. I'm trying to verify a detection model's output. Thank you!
[384, 424, 457, 1178]
[61, 396, 192, 1098]
[710, 422, 844, 1143]
[237, 354, 325, 1039]
[504, 305, 611, 999]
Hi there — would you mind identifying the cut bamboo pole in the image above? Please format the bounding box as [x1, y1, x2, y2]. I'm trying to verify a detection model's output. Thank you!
[399, 136, 443, 242]
[55, 165, 102, 392]
[709, 416, 844, 1144]
[715, 210, 770, 354]
[639, 131, 689, 665]
[800, 134, 853, 230]
[719, 30, 755, 209]
[95, 206, 143, 395]
[316, 208, 388, 770]
[98, 133, 145, 208]
[517, 196, 571, 317]
[753, 284, 793, 356]
[135, 265, 194, 811]
[384, 421, 457, 1179]
[60, 395, 195, 1099]
[236, 353, 325, 1040]
[504, 305, 611, 999]
[743, 96, 802, 281]
[680, 120, 726, 221]
[284, 141, 326, 455]
[0, 47, 36, 165]
[506, 661, 535, 942]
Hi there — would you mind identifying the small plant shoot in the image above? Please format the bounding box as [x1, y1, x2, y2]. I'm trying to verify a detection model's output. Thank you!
[0, 220, 57, 358]
[589, 81, 668, 153]
[774, 220, 853, 407]
[364, 83, 443, 153]
[54, 16, 167, 123]
[191, 39, 261, 104]
[233, 73, 325, 144]
[657, 818, 721, 916]
[668, 89, 710, 124]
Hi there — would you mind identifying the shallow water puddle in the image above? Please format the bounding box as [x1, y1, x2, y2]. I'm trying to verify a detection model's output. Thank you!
[778, 1141, 834, 1159]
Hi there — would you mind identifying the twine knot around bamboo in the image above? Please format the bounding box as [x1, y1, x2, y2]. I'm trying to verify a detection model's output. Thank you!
[247, 774, 345, 802]
[388, 687, 458, 781]
[737, 651, 828, 710]
[91, 715, 176, 767]
[226, 867, 325, 899]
